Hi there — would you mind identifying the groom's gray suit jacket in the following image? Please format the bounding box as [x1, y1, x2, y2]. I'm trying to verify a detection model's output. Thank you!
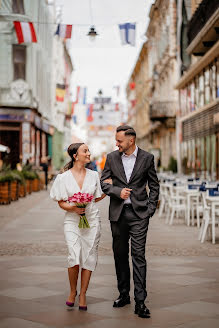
[100, 148, 160, 221]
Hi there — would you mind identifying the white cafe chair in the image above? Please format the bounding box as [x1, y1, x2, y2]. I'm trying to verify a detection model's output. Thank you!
[166, 184, 186, 225]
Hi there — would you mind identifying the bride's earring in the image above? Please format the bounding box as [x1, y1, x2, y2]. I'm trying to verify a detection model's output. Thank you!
[76, 158, 78, 161]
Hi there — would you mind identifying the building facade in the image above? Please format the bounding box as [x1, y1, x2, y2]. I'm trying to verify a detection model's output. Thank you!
[0, 0, 73, 170]
[126, 42, 151, 150]
[0, 0, 55, 168]
[146, 0, 178, 170]
[52, 39, 74, 170]
[176, 0, 219, 179]
[126, 0, 178, 170]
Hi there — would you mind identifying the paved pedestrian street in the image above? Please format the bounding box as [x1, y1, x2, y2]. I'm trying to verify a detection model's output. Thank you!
[0, 189, 219, 328]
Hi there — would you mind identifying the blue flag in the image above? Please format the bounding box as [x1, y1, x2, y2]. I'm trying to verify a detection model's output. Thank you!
[118, 23, 136, 46]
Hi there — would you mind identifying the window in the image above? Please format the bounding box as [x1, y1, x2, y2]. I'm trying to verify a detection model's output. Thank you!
[13, 45, 26, 80]
[12, 0, 25, 14]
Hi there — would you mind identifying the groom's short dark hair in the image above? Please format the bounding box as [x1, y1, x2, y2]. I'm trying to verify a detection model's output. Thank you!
[116, 125, 136, 138]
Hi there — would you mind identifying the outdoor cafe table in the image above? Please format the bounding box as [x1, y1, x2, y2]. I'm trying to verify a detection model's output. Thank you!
[206, 195, 219, 244]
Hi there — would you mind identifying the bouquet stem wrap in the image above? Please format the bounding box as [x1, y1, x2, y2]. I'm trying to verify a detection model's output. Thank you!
[68, 192, 94, 229]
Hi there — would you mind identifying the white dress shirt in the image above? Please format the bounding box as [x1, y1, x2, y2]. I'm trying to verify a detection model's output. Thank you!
[121, 146, 138, 204]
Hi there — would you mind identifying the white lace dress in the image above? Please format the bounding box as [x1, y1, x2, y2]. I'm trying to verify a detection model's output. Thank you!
[50, 169, 102, 271]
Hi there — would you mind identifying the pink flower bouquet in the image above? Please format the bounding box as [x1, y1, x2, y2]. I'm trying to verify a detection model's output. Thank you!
[68, 192, 94, 228]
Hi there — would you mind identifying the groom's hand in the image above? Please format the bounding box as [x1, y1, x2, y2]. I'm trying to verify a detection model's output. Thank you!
[120, 188, 132, 199]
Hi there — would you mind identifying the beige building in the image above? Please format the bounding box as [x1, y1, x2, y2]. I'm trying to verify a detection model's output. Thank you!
[127, 0, 178, 170]
[146, 0, 178, 169]
[176, 0, 219, 179]
[126, 42, 151, 150]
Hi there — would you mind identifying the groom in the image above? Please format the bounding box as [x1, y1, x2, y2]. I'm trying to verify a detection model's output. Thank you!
[100, 125, 159, 318]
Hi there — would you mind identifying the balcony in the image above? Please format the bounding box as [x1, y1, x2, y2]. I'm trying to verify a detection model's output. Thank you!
[187, 0, 219, 55]
[149, 101, 177, 121]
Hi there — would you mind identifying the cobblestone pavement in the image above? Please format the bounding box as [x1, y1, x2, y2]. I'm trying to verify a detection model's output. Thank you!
[0, 187, 219, 327]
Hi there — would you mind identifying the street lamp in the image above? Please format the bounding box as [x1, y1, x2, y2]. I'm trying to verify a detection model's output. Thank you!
[87, 0, 98, 41]
[97, 89, 104, 110]
[87, 26, 98, 41]
[98, 89, 103, 97]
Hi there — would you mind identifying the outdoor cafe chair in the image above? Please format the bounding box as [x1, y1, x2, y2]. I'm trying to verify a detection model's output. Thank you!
[166, 184, 186, 225]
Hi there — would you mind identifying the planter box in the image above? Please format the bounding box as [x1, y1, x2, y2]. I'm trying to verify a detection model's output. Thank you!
[0, 181, 11, 204]
[11, 181, 19, 201]
[38, 171, 45, 190]
[32, 178, 40, 192]
[26, 179, 32, 194]
[19, 184, 26, 197]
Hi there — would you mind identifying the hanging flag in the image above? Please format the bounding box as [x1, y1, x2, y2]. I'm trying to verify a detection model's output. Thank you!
[113, 86, 120, 97]
[13, 21, 37, 44]
[67, 102, 74, 115]
[72, 115, 77, 124]
[55, 24, 72, 39]
[115, 103, 119, 111]
[82, 87, 87, 105]
[74, 86, 80, 104]
[86, 104, 94, 122]
[71, 102, 76, 115]
[129, 82, 136, 90]
[76, 86, 87, 104]
[118, 23, 136, 46]
[56, 84, 65, 102]
[130, 99, 137, 108]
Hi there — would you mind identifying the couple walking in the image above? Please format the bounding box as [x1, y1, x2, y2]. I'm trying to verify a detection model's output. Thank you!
[50, 125, 159, 318]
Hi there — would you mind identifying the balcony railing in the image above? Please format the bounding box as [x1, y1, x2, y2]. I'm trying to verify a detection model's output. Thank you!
[150, 101, 177, 120]
[188, 0, 219, 46]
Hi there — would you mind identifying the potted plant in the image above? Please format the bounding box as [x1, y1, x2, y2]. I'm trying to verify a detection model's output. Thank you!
[10, 170, 23, 201]
[0, 171, 13, 204]
[32, 170, 40, 192]
[22, 170, 36, 194]
[13, 170, 26, 197]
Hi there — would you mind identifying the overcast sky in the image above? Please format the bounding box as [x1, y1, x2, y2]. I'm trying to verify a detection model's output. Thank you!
[58, 0, 154, 103]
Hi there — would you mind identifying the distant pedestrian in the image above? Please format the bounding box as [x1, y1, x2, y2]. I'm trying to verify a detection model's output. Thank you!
[85, 157, 98, 171]
[40, 157, 48, 190]
[157, 157, 161, 171]
[100, 125, 159, 318]
[99, 152, 106, 172]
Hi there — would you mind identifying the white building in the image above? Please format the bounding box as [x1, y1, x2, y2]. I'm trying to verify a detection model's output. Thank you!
[0, 0, 74, 170]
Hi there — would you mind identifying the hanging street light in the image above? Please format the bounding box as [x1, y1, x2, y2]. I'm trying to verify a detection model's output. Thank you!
[87, 0, 98, 41]
[98, 89, 103, 97]
[87, 25, 98, 41]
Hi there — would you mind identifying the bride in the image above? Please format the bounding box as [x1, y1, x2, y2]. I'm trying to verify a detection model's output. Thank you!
[50, 143, 110, 310]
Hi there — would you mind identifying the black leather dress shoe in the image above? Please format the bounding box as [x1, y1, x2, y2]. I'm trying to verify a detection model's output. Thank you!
[113, 295, 130, 308]
[134, 302, 150, 318]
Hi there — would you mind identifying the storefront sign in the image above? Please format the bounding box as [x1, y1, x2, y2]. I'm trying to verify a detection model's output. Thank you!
[0, 108, 34, 122]
[42, 120, 50, 134]
[34, 115, 42, 129]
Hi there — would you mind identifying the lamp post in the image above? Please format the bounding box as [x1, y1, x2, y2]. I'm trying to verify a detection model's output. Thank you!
[87, 0, 98, 41]
[87, 26, 98, 41]
[98, 89, 104, 110]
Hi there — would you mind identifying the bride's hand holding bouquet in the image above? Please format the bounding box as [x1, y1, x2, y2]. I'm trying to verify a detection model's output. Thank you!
[68, 192, 94, 228]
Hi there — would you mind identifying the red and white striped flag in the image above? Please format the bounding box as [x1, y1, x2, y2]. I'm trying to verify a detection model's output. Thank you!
[55, 24, 72, 39]
[13, 21, 37, 44]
